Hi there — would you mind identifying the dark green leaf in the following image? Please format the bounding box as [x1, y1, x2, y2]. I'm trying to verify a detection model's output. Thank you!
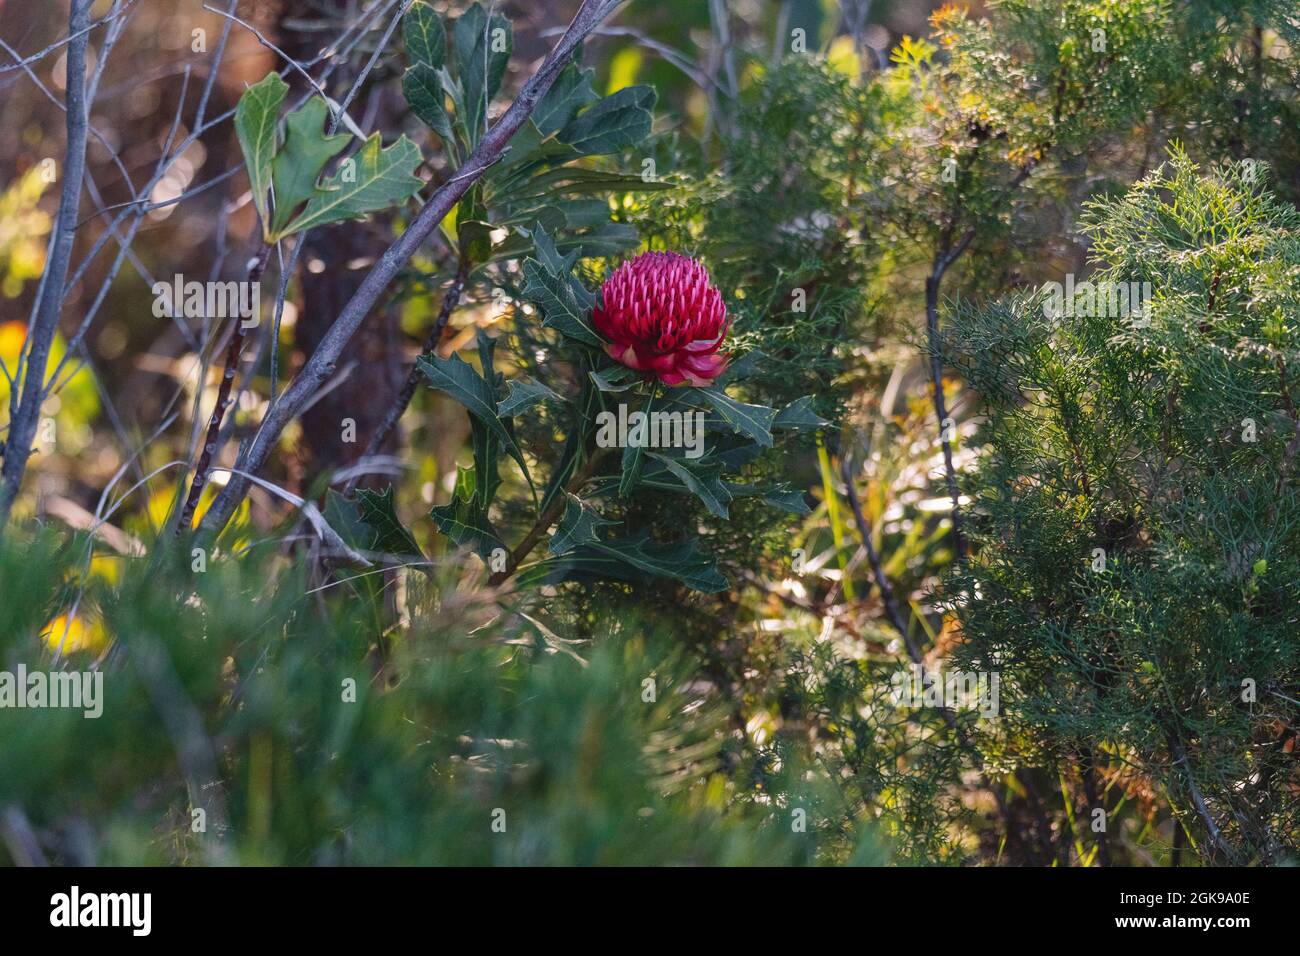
[534, 61, 598, 136]
[355, 487, 424, 559]
[430, 467, 504, 563]
[549, 493, 615, 554]
[521, 256, 601, 347]
[418, 352, 533, 490]
[648, 453, 731, 518]
[498, 377, 563, 417]
[403, 1, 446, 68]
[403, 64, 455, 143]
[700, 388, 776, 447]
[453, 2, 511, 142]
[774, 395, 830, 431]
[559, 85, 656, 155]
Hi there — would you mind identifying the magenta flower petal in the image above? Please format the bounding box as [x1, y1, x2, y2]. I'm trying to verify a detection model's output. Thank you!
[592, 251, 730, 388]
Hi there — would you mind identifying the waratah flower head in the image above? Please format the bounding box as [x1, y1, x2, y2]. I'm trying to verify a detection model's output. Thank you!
[592, 251, 729, 387]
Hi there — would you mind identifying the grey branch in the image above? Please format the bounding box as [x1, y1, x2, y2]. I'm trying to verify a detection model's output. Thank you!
[0, 0, 95, 531]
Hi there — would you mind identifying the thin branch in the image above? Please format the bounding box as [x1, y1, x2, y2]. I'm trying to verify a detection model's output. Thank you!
[1167, 728, 1239, 863]
[175, 246, 272, 537]
[0, 0, 95, 532]
[839, 452, 914, 655]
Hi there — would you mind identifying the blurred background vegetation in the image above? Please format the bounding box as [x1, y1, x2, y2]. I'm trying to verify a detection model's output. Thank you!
[1, 0, 1297, 865]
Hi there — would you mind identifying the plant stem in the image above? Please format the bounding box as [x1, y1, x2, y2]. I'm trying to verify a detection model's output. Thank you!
[175, 244, 271, 536]
[488, 447, 608, 587]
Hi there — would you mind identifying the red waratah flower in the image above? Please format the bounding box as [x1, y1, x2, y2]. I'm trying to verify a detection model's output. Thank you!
[592, 251, 729, 387]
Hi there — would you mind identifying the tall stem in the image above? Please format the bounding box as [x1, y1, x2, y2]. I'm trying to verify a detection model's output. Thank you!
[175, 245, 271, 536]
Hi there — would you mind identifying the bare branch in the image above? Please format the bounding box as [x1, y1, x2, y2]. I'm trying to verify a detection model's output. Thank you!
[0, 0, 95, 531]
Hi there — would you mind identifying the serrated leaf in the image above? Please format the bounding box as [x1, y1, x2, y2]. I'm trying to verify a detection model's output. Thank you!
[648, 453, 731, 518]
[522, 256, 602, 347]
[559, 85, 656, 155]
[430, 482, 503, 564]
[589, 365, 639, 392]
[403, 1, 445, 68]
[521, 531, 726, 593]
[549, 493, 615, 554]
[534, 61, 599, 136]
[724, 482, 812, 515]
[498, 377, 562, 417]
[774, 395, 830, 431]
[269, 97, 350, 235]
[280, 133, 423, 237]
[530, 224, 580, 274]
[355, 486, 424, 559]
[700, 388, 776, 447]
[235, 72, 288, 236]
[403, 64, 455, 143]
[418, 351, 534, 495]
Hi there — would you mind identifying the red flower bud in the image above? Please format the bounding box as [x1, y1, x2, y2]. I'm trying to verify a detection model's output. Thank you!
[592, 251, 729, 387]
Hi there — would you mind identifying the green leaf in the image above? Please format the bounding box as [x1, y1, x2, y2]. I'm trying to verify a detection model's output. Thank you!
[452, 218, 495, 264]
[619, 441, 645, 499]
[403, 64, 455, 144]
[531, 224, 579, 274]
[403, 1, 446, 68]
[549, 493, 615, 554]
[430, 467, 504, 563]
[322, 488, 424, 565]
[355, 487, 424, 559]
[763, 488, 812, 514]
[589, 365, 639, 392]
[773, 395, 831, 431]
[418, 351, 533, 494]
[510, 166, 675, 201]
[269, 97, 350, 236]
[534, 61, 598, 136]
[498, 377, 562, 418]
[559, 85, 656, 155]
[521, 245, 602, 347]
[700, 389, 776, 447]
[648, 453, 731, 518]
[280, 134, 423, 236]
[234, 72, 288, 237]
[469, 416, 501, 511]
[520, 531, 727, 593]
[453, 2, 511, 142]
[724, 483, 812, 515]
